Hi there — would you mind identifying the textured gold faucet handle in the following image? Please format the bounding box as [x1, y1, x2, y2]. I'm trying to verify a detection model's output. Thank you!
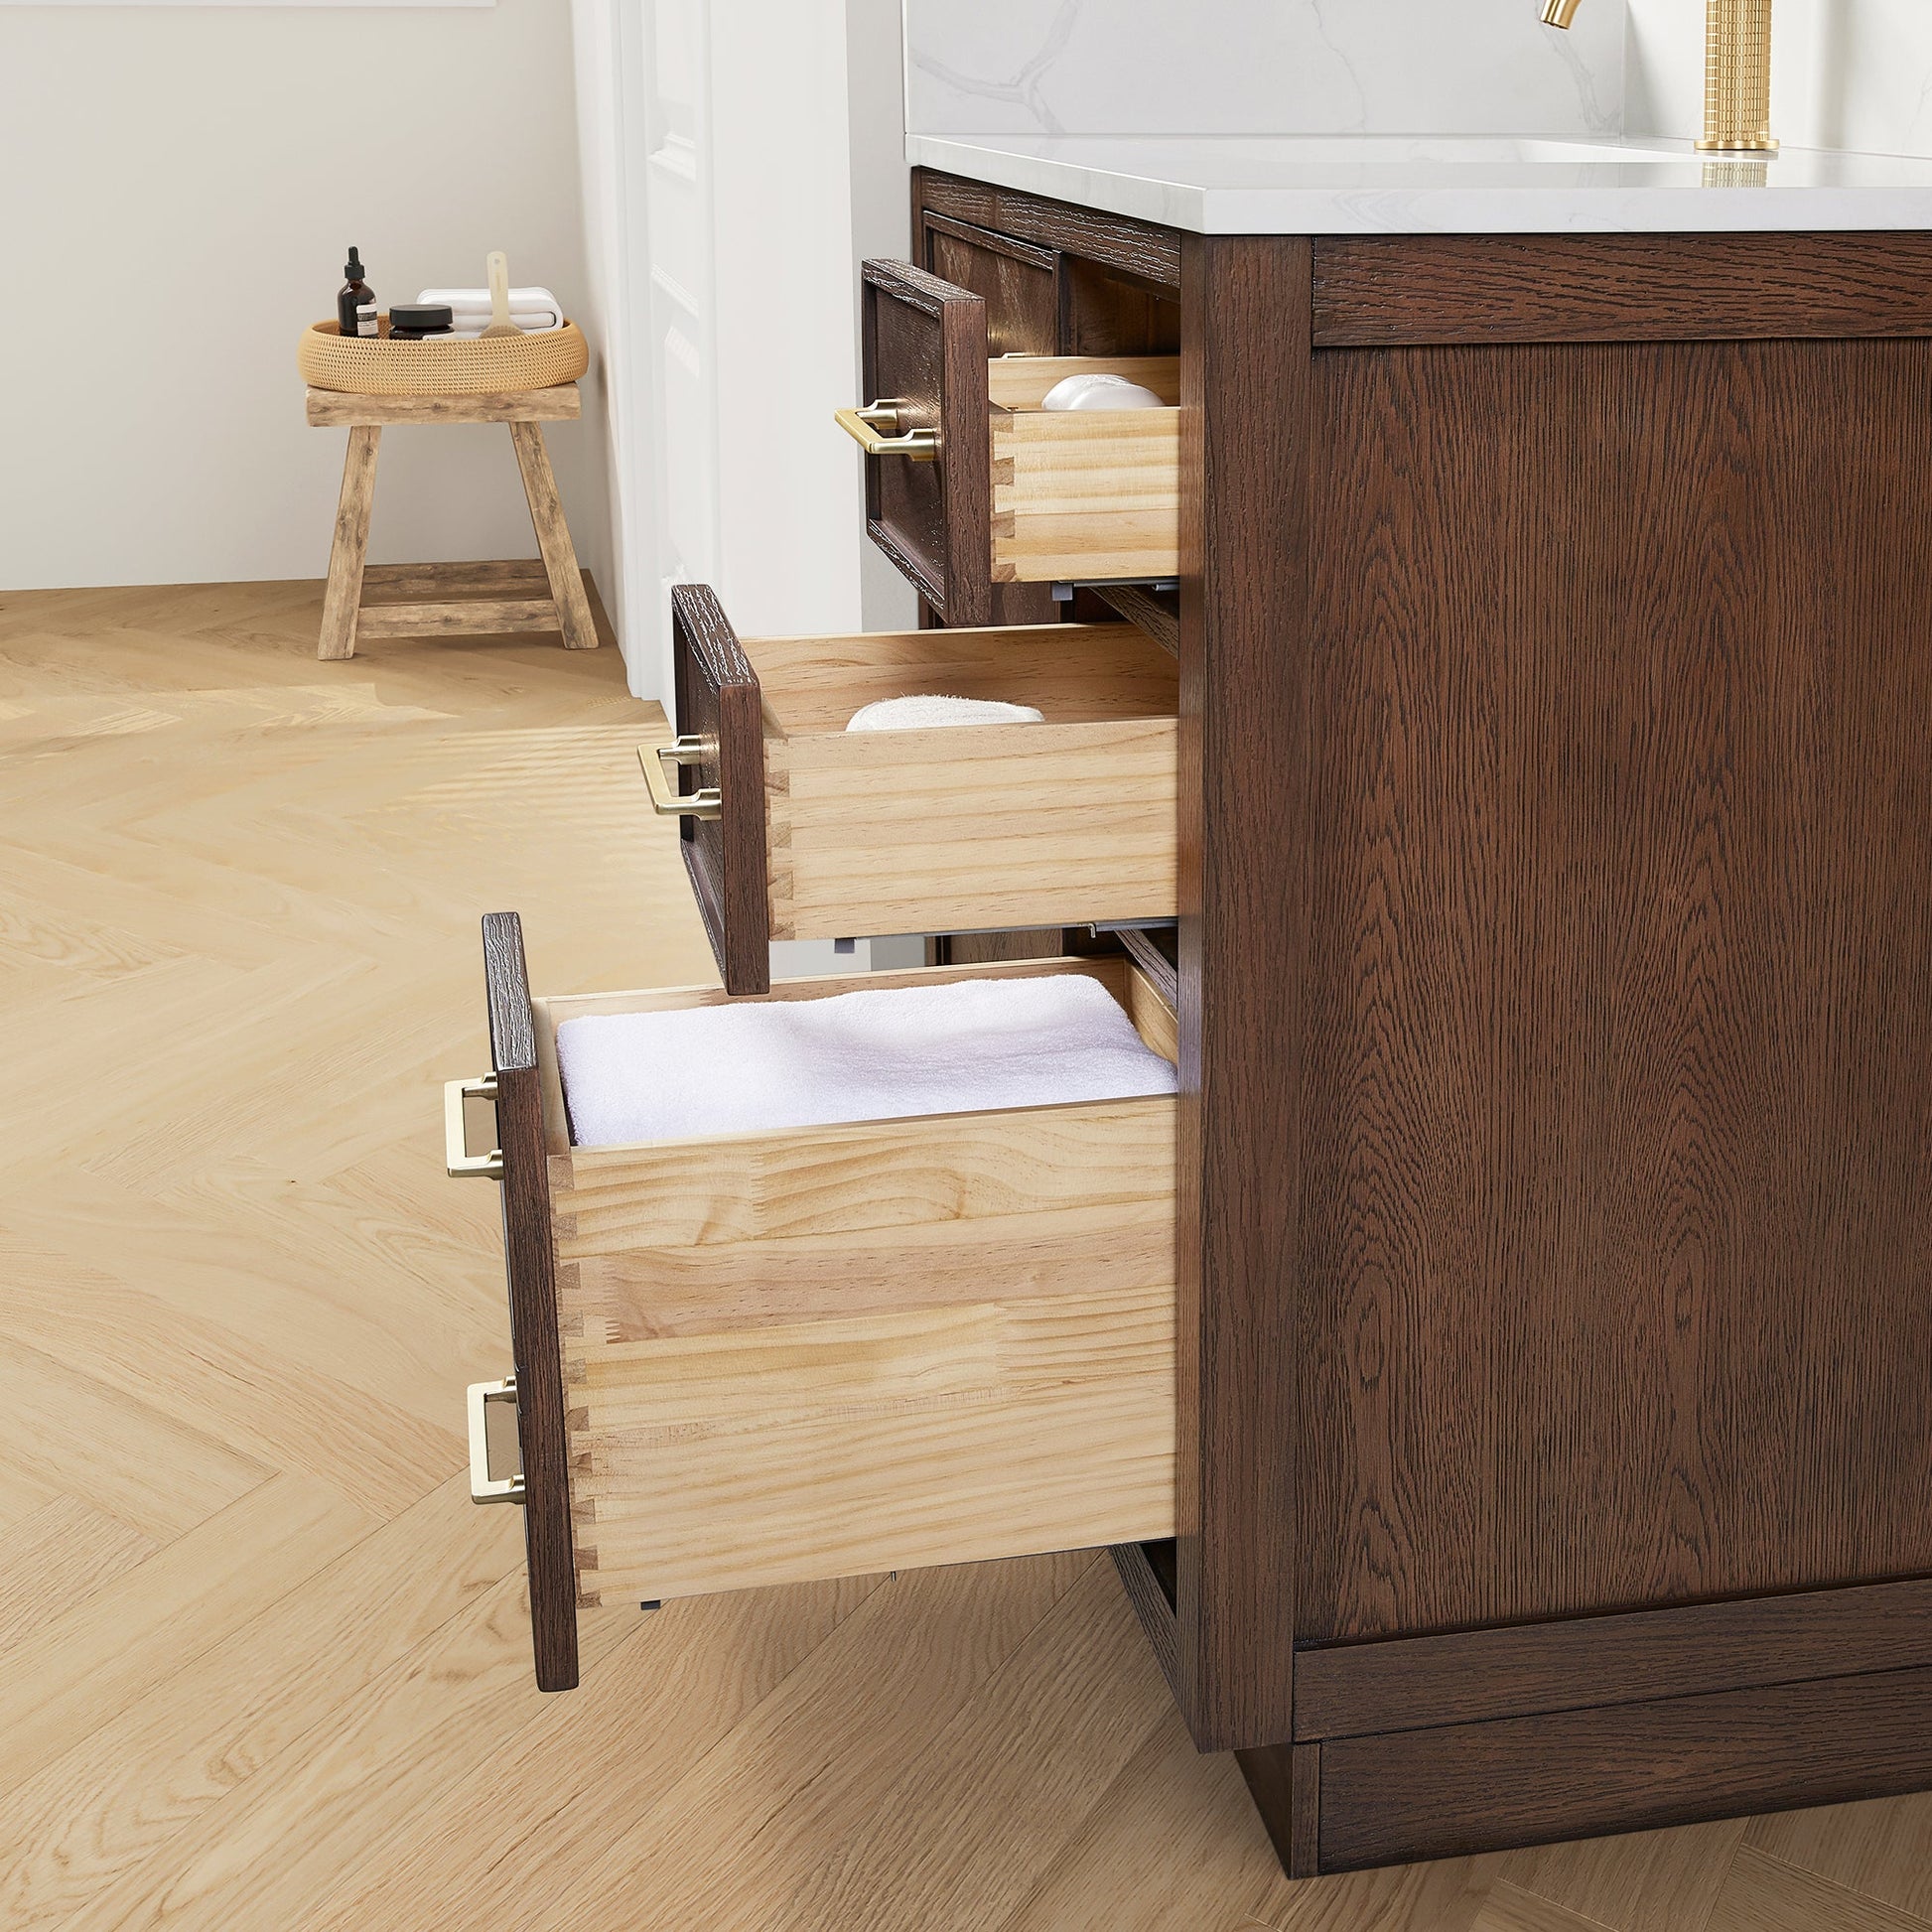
[1541, 0, 1584, 26]
[1700, 0, 1777, 153]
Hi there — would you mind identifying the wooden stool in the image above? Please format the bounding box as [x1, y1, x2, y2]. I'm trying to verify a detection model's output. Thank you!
[306, 383, 599, 661]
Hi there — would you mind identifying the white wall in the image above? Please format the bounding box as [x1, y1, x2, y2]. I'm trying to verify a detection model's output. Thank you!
[901, 0, 1932, 162]
[0, 0, 609, 595]
[847, 0, 919, 633]
[569, 0, 911, 696]
[902, 0, 1628, 139]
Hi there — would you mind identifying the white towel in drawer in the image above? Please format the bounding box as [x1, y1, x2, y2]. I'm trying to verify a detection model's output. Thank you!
[556, 971, 1176, 1146]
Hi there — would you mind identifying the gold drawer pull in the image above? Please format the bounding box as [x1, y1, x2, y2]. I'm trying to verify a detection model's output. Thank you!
[444, 1074, 504, 1179]
[468, 1374, 525, 1505]
[639, 738, 723, 821]
[835, 400, 939, 461]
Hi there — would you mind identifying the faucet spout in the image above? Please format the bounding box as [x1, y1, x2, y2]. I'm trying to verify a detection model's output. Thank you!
[1540, 0, 1583, 25]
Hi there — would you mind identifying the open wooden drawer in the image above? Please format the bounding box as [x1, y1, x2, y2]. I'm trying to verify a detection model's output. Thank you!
[847, 257, 1179, 625]
[452, 912, 1177, 1691]
[652, 583, 1178, 995]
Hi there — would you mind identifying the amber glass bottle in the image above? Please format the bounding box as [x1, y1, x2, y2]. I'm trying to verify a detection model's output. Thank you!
[337, 248, 378, 339]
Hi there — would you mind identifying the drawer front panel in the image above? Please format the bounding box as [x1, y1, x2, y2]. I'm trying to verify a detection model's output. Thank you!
[862, 258, 992, 624]
[670, 584, 769, 994]
[476, 911, 579, 1691]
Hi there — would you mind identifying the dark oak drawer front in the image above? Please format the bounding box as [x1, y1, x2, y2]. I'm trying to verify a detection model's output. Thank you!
[669, 584, 768, 996]
[665, 584, 1179, 997]
[476, 911, 579, 1692]
[863, 258, 992, 624]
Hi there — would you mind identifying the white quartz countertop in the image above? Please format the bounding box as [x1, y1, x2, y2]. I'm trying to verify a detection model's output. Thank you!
[904, 133, 1932, 235]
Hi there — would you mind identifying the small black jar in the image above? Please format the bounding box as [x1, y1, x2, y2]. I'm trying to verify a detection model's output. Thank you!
[387, 304, 455, 341]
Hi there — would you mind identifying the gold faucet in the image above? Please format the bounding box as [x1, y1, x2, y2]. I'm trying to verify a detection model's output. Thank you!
[1542, 0, 1777, 155]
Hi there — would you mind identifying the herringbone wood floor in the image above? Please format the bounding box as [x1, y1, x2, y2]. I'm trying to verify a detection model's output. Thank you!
[3, 579, 1930, 1931]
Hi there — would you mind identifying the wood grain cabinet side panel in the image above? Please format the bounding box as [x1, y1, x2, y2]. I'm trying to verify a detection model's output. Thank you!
[1295, 335, 1932, 1645]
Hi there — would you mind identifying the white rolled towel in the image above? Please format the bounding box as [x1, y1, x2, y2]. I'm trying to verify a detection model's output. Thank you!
[555, 972, 1176, 1147]
[417, 286, 564, 329]
[847, 694, 1043, 731]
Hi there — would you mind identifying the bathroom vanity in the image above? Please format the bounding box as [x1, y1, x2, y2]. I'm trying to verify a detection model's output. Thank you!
[459, 138, 1932, 1876]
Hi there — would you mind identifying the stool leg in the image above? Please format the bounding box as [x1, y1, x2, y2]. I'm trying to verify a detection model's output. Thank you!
[320, 425, 380, 661]
[509, 420, 598, 650]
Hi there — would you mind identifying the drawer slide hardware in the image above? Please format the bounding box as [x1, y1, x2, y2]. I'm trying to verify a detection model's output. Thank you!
[639, 738, 723, 821]
[444, 1073, 504, 1179]
[467, 1373, 525, 1505]
[834, 399, 939, 462]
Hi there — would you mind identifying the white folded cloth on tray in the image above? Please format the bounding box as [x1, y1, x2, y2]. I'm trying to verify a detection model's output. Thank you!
[555, 973, 1175, 1148]
[418, 286, 564, 329]
[441, 317, 565, 339]
[846, 695, 1044, 731]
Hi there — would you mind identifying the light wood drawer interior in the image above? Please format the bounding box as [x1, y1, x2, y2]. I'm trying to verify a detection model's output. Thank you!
[666, 584, 1177, 995]
[986, 355, 1179, 585]
[532, 954, 1178, 1606]
[753, 620, 1177, 938]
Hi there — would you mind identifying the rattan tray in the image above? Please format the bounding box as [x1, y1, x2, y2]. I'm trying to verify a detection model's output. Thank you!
[298, 318, 588, 396]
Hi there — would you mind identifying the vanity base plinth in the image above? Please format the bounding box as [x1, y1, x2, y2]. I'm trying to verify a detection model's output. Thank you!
[1238, 1659, 1932, 1875]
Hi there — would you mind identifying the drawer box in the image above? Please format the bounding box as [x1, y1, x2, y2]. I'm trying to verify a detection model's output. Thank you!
[457, 913, 1177, 1690]
[852, 257, 1180, 625]
[657, 583, 1178, 995]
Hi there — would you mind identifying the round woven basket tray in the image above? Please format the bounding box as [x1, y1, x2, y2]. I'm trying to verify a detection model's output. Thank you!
[298, 318, 589, 396]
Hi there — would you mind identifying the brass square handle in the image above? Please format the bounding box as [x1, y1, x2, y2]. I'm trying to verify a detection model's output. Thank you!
[444, 1074, 504, 1179]
[467, 1374, 525, 1505]
[835, 400, 939, 461]
[639, 738, 723, 820]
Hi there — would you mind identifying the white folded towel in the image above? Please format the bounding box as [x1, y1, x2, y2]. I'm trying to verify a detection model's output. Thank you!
[440, 316, 566, 339]
[847, 695, 1044, 731]
[1040, 371, 1167, 410]
[418, 286, 564, 329]
[555, 973, 1175, 1148]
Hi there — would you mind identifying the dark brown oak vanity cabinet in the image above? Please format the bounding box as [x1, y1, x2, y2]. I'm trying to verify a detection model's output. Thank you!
[455, 172, 1932, 1875]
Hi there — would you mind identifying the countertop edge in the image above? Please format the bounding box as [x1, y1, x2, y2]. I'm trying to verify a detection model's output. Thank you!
[905, 133, 1932, 237]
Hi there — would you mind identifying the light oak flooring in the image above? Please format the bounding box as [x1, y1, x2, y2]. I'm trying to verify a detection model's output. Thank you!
[2, 579, 1930, 1931]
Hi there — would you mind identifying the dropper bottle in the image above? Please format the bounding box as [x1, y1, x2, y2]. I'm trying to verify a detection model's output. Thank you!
[338, 248, 378, 339]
